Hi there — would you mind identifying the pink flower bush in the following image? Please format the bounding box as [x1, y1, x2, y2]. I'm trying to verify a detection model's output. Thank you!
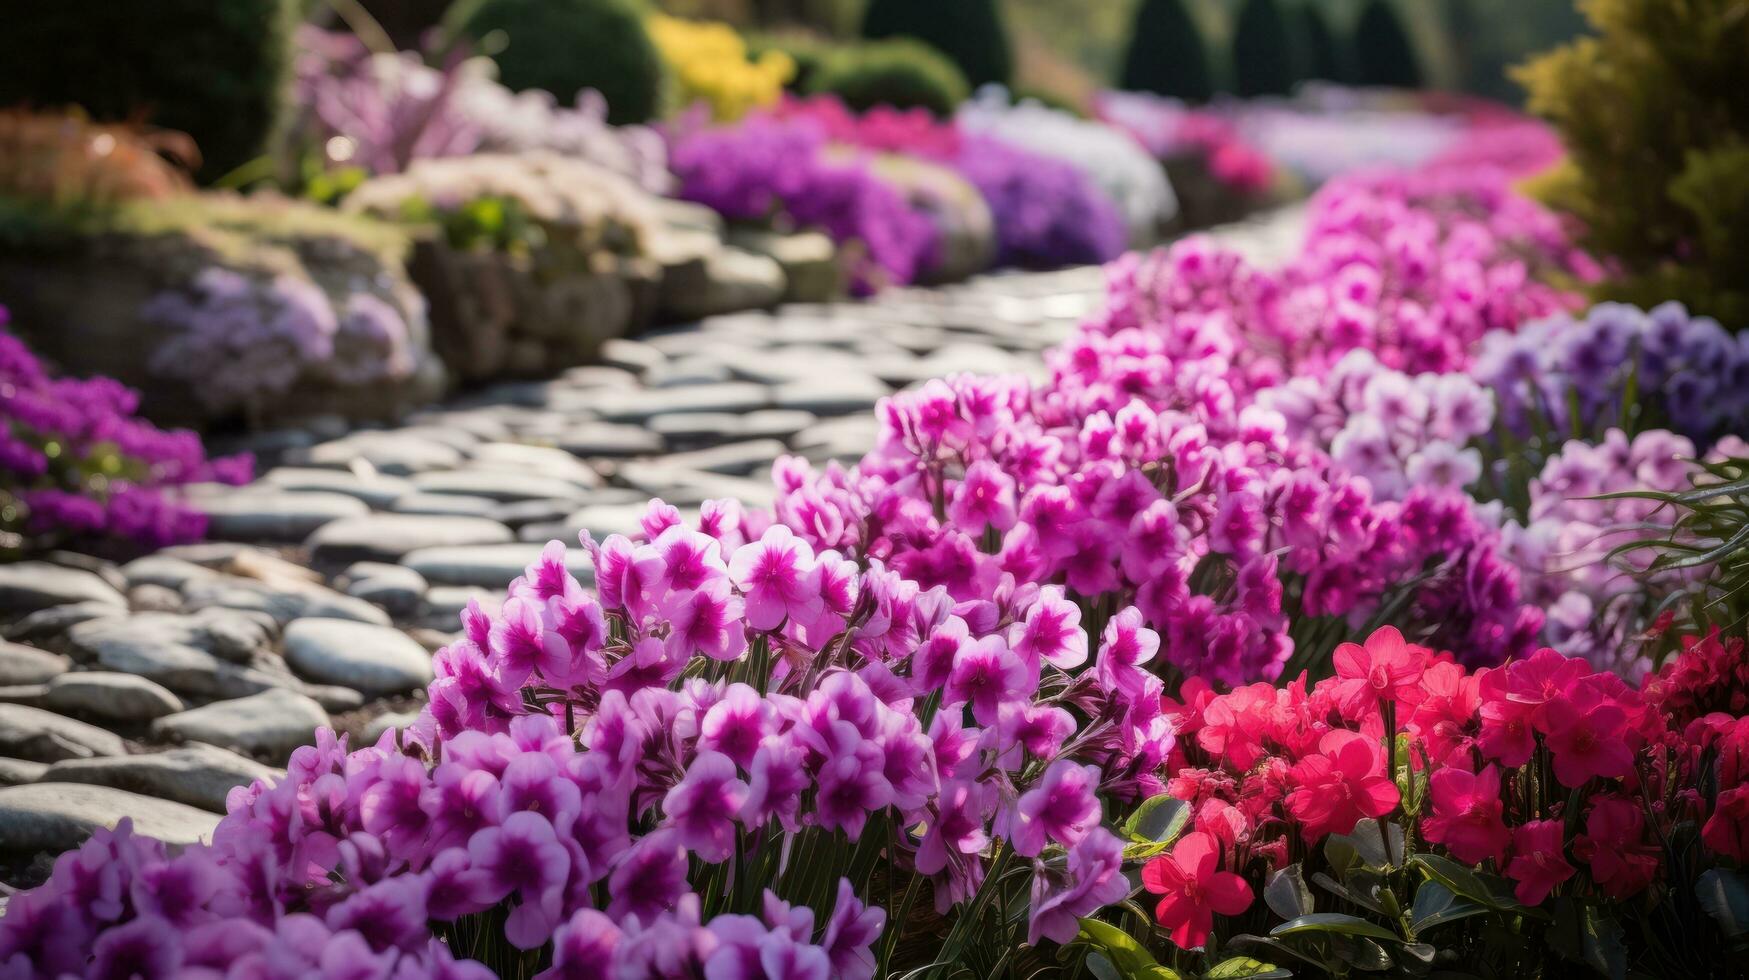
[0, 306, 251, 552]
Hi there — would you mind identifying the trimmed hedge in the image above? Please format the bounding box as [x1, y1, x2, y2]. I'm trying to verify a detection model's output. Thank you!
[0, 0, 295, 182]
[860, 0, 1013, 89]
[1232, 0, 1295, 97]
[461, 0, 663, 125]
[1119, 0, 1215, 103]
[1353, 0, 1422, 89]
[806, 39, 971, 117]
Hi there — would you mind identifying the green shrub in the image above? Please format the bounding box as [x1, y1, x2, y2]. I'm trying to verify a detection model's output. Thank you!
[1352, 0, 1422, 89]
[1290, 1, 1344, 84]
[859, 0, 1012, 89]
[806, 39, 971, 116]
[0, 0, 294, 183]
[1516, 0, 1749, 326]
[461, 0, 663, 125]
[1232, 0, 1295, 97]
[747, 31, 834, 92]
[1119, 0, 1214, 102]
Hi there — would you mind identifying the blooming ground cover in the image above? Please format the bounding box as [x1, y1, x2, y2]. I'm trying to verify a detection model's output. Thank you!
[7, 111, 1749, 980]
[0, 306, 251, 555]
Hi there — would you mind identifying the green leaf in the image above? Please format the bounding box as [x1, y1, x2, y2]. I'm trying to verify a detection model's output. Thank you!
[1312, 870, 1396, 918]
[1549, 899, 1626, 980]
[1410, 854, 1539, 917]
[1086, 952, 1124, 980]
[1075, 918, 1185, 980]
[1203, 956, 1292, 979]
[1269, 913, 1403, 943]
[1264, 865, 1314, 920]
[1696, 868, 1749, 939]
[1410, 879, 1491, 935]
[1124, 794, 1191, 845]
[1325, 819, 1402, 875]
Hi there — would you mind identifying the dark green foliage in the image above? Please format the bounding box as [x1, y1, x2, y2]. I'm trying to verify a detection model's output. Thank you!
[805, 39, 971, 116]
[1352, 0, 1422, 89]
[0, 0, 294, 183]
[1232, 0, 1295, 97]
[1516, 0, 1749, 327]
[1119, 0, 1214, 102]
[1290, 1, 1344, 84]
[859, 0, 1013, 89]
[462, 0, 663, 125]
[747, 32, 835, 92]
[1445, 0, 1588, 103]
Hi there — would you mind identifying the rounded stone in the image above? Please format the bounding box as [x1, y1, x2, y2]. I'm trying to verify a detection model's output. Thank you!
[152, 688, 331, 762]
[43, 672, 185, 723]
[0, 783, 219, 851]
[283, 619, 433, 697]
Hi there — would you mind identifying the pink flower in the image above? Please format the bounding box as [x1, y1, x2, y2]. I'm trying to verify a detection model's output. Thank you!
[730, 525, 825, 631]
[944, 635, 1028, 725]
[698, 683, 776, 770]
[1703, 786, 1749, 861]
[1285, 730, 1400, 840]
[1574, 796, 1660, 899]
[1007, 760, 1102, 857]
[812, 723, 892, 840]
[1422, 765, 1510, 866]
[1007, 586, 1087, 671]
[1029, 828, 1130, 945]
[1095, 606, 1159, 698]
[1542, 694, 1634, 788]
[915, 779, 990, 876]
[664, 579, 750, 663]
[1141, 832, 1253, 950]
[1331, 626, 1426, 716]
[1504, 819, 1575, 905]
[948, 460, 1017, 533]
[663, 751, 748, 863]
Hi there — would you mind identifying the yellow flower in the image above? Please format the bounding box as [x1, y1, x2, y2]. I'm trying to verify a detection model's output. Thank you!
[647, 14, 795, 122]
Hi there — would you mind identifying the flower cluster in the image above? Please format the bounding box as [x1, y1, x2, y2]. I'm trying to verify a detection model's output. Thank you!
[1499, 428, 1704, 678]
[0, 306, 251, 552]
[1473, 300, 1749, 445]
[1138, 625, 1749, 958]
[292, 28, 670, 194]
[771, 96, 1128, 269]
[667, 115, 940, 293]
[647, 14, 795, 123]
[1096, 91, 1277, 195]
[141, 266, 417, 414]
[957, 87, 1177, 246]
[1258, 349, 1496, 501]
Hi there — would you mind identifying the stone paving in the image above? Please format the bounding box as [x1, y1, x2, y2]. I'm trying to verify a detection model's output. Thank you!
[0, 207, 1303, 880]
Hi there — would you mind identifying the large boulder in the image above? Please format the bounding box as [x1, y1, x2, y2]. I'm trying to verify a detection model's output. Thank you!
[864, 154, 996, 285]
[345, 153, 665, 381]
[0, 194, 445, 429]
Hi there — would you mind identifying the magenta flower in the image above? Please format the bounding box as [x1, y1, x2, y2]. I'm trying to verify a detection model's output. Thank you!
[538, 909, 622, 979]
[1422, 765, 1511, 866]
[744, 736, 811, 833]
[663, 751, 748, 863]
[944, 635, 1029, 725]
[1095, 606, 1159, 697]
[812, 722, 892, 840]
[607, 830, 689, 924]
[1008, 586, 1088, 671]
[730, 524, 826, 631]
[1029, 827, 1130, 945]
[1007, 760, 1102, 857]
[698, 683, 776, 769]
[1505, 819, 1576, 906]
[466, 811, 571, 948]
[664, 578, 750, 663]
[948, 460, 1018, 533]
[820, 879, 885, 980]
[511, 540, 587, 605]
[915, 779, 991, 876]
[1543, 694, 1635, 787]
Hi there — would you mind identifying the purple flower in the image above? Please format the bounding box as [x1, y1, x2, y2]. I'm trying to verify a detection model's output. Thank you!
[820, 879, 885, 980]
[538, 909, 622, 979]
[944, 635, 1029, 725]
[1027, 827, 1131, 945]
[663, 751, 749, 862]
[811, 722, 893, 840]
[1007, 586, 1088, 671]
[1007, 760, 1103, 857]
[607, 829, 690, 925]
[466, 812, 571, 948]
[698, 683, 775, 769]
[730, 525, 825, 631]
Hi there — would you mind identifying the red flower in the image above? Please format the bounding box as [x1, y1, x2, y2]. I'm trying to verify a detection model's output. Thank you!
[1141, 831, 1253, 950]
[1284, 730, 1399, 841]
[1703, 786, 1749, 861]
[1542, 694, 1635, 788]
[1331, 626, 1426, 716]
[1505, 819, 1575, 905]
[1574, 796, 1661, 899]
[1422, 765, 1510, 866]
